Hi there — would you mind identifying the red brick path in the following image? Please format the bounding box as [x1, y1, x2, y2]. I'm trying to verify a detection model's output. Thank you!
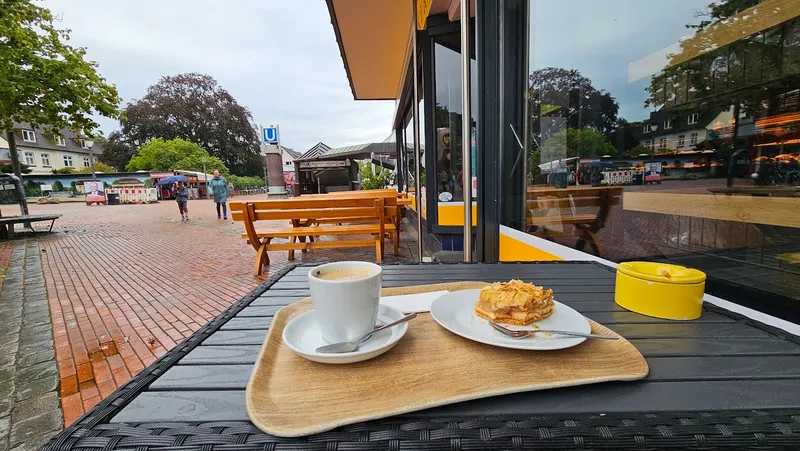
[7, 195, 412, 425]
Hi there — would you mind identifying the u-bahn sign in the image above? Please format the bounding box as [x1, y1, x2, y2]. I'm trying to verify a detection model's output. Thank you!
[263, 127, 278, 143]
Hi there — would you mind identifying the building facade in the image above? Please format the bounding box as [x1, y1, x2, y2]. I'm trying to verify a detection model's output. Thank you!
[1, 123, 101, 175]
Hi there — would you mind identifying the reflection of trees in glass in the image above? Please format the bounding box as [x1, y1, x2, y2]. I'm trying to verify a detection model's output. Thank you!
[644, 0, 800, 114]
[526, 68, 620, 178]
[528, 128, 616, 180]
[528, 68, 619, 146]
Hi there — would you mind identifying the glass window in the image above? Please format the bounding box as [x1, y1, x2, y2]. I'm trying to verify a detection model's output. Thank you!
[21, 130, 36, 143]
[55, 135, 66, 146]
[24, 152, 35, 166]
[432, 31, 476, 203]
[63, 155, 73, 167]
[84, 157, 91, 168]
[41, 153, 50, 167]
[517, 0, 800, 322]
[80, 139, 91, 149]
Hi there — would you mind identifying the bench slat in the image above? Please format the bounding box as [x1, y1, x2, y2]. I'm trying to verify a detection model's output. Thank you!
[266, 239, 376, 251]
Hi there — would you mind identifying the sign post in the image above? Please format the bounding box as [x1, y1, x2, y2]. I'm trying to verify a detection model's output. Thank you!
[262, 124, 287, 195]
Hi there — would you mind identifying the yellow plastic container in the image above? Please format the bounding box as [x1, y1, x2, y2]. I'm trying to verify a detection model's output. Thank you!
[615, 262, 706, 320]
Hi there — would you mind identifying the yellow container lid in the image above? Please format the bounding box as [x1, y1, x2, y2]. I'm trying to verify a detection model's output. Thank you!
[617, 262, 706, 285]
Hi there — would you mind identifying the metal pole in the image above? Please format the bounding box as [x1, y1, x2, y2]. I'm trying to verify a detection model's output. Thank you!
[460, 0, 472, 262]
[203, 159, 207, 198]
[411, 1, 423, 262]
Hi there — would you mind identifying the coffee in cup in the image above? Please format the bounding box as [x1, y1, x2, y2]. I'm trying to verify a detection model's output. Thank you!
[308, 262, 382, 343]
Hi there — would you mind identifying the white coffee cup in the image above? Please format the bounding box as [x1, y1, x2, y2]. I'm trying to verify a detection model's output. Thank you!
[307, 261, 383, 343]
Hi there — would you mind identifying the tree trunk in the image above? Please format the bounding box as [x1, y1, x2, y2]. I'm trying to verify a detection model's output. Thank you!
[5, 127, 30, 215]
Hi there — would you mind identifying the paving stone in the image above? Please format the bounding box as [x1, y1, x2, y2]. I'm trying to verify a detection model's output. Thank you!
[10, 393, 58, 424]
[16, 325, 51, 343]
[0, 334, 17, 349]
[0, 379, 13, 399]
[0, 417, 9, 451]
[8, 410, 61, 449]
[16, 339, 52, 355]
[0, 398, 10, 419]
[14, 374, 57, 402]
[15, 350, 54, 369]
[14, 362, 57, 384]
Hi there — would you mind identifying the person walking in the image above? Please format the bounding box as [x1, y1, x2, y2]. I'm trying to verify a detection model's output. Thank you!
[172, 181, 190, 221]
[208, 169, 229, 220]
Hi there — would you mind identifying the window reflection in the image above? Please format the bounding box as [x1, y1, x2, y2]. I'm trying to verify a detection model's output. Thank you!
[520, 1, 800, 320]
[433, 33, 476, 203]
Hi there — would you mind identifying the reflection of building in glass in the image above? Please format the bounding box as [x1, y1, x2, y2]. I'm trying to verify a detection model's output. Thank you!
[644, 2, 800, 183]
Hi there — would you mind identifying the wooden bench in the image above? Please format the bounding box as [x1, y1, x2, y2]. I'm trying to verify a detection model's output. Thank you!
[0, 214, 61, 239]
[525, 186, 623, 256]
[300, 190, 405, 247]
[230, 198, 396, 275]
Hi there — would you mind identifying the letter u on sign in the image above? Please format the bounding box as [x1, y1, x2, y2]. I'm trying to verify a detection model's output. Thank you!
[263, 127, 278, 143]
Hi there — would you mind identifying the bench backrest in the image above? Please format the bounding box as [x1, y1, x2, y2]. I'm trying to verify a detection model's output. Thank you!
[231, 198, 390, 247]
[526, 186, 623, 226]
[301, 189, 404, 199]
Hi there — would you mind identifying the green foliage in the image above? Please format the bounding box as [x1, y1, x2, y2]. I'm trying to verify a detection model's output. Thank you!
[126, 138, 229, 175]
[0, 0, 120, 178]
[52, 167, 75, 174]
[228, 175, 263, 190]
[0, 163, 31, 174]
[539, 128, 616, 163]
[75, 162, 115, 174]
[358, 161, 390, 190]
[70, 182, 80, 195]
[24, 180, 41, 197]
[53, 181, 64, 191]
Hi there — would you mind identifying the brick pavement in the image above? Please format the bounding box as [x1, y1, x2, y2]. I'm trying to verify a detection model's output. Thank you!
[4, 195, 414, 426]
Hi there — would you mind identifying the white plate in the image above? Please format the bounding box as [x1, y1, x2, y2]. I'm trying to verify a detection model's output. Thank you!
[282, 304, 408, 364]
[430, 289, 591, 350]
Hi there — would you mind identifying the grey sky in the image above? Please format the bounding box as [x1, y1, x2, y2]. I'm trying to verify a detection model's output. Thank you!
[41, 0, 396, 153]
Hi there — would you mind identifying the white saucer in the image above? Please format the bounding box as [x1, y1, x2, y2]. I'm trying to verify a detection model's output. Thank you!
[430, 289, 591, 350]
[282, 304, 408, 364]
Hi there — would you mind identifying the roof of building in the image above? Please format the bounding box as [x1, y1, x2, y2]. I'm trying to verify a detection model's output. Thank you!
[3, 123, 100, 155]
[283, 147, 302, 159]
[296, 142, 401, 162]
[300, 142, 332, 160]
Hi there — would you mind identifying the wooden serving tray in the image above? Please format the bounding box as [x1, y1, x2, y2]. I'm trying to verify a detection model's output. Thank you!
[246, 282, 649, 437]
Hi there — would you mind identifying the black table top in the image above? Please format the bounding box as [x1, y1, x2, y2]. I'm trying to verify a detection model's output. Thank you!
[44, 262, 800, 450]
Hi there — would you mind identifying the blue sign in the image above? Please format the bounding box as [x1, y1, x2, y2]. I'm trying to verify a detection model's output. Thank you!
[263, 127, 278, 143]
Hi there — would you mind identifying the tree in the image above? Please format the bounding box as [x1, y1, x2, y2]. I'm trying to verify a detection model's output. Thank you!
[644, 0, 766, 113]
[0, 0, 120, 214]
[528, 68, 619, 151]
[97, 131, 135, 171]
[76, 162, 114, 174]
[126, 138, 229, 175]
[539, 127, 616, 163]
[358, 161, 390, 190]
[119, 73, 262, 176]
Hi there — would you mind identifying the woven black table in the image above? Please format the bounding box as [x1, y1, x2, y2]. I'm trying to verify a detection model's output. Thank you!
[43, 262, 800, 450]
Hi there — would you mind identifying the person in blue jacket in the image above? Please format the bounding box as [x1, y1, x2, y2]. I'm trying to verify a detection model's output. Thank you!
[208, 169, 229, 220]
